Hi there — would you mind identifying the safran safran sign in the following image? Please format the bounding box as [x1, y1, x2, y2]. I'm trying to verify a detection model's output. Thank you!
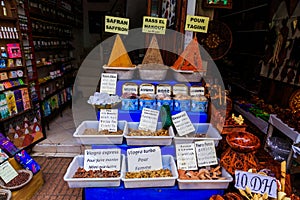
[105, 16, 129, 35]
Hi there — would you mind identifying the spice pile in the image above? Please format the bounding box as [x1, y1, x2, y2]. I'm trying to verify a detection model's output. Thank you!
[73, 167, 120, 178]
[125, 169, 172, 178]
[83, 128, 123, 135]
[128, 129, 169, 136]
[4, 171, 30, 188]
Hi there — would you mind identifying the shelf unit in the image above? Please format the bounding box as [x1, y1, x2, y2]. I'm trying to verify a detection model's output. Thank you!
[17, 0, 82, 131]
[0, 0, 45, 152]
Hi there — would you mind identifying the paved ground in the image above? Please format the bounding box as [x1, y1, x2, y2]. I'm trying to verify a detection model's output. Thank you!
[31, 156, 83, 200]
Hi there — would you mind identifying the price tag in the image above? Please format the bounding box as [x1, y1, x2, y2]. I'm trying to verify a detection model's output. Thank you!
[235, 170, 277, 198]
[173, 84, 188, 95]
[0, 161, 18, 184]
[84, 149, 121, 171]
[105, 16, 129, 35]
[176, 143, 198, 170]
[138, 108, 159, 132]
[100, 73, 117, 94]
[122, 83, 138, 94]
[127, 146, 162, 172]
[139, 84, 155, 94]
[172, 111, 195, 136]
[142, 16, 167, 34]
[98, 109, 118, 132]
[185, 15, 209, 33]
[194, 140, 218, 167]
[156, 84, 171, 95]
[190, 86, 205, 96]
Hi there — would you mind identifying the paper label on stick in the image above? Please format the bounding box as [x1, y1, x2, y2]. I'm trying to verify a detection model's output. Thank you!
[100, 73, 117, 94]
[235, 170, 277, 198]
[185, 15, 209, 33]
[84, 149, 121, 171]
[138, 108, 159, 132]
[194, 140, 218, 167]
[98, 109, 118, 132]
[0, 161, 18, 184]
[127, 146, 162, 172]
[142, 16, 167, 34]
[172, 111, 195, 136]
[176, 143, 198, 170]
[105, 16, 129, 35]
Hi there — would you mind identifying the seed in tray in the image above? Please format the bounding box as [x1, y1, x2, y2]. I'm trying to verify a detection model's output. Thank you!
[4, 171, 30, 187]
[125, 169, 172, 178]
[73, 167, 120, 178]
[83, 128, 123, 135]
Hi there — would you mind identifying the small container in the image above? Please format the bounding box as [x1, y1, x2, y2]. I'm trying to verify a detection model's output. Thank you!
[139, 94, 156, 110]
[173, 94, 191, 112]
[191, 96, 208, 112]
[121, 155, 178, 188]
[64, 155, 124, 188]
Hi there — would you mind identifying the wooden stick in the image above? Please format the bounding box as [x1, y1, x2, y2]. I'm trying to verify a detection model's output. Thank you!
[281, 161, 286, 192]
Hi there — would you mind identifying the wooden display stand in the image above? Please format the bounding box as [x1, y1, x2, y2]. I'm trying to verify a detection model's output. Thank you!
[8, 158, 44, 200]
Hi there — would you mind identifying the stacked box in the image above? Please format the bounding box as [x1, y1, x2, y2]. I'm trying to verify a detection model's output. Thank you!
[5, 91, 18, 116]
[14, 89, 24, 113]
[0, 93, 9, 119]
[20, 88, 31, 110]
[0, 132, 19, 157]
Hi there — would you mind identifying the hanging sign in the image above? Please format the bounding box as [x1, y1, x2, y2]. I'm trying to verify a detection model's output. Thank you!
[127, 146, 162, 172]
[84, 149, 121, 171]
[142, 16, 167, 34]
[0, 161, 18, 184]
[172, 111, 195, 136]
[176, 143, 198, 170]
[235, 170, 277, 198]
[185, 15, 209, 33]
[98, 109, 118, 132]
[138, 108, 159, 132]
[100, 73, 117, 94]
[105, 16, 130, 35]
[194, 140, 218, 167]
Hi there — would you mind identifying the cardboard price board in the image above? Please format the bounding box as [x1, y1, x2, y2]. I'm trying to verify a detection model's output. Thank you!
[138, 108, 159, 132]
[84, 149, 121, 171]
[98, 109, 118, 132]
[235, 170, 277, 198]
[105, 16, 129, 35]
[176, 143, 198, 170]
[142, 16, 167, 34]
[185, 15, 209, 33]
[194, 140, 218, 167]
[172, 111, 195, 136]
[100, 73, 117, 94]
[0, 161, 18, 184]
[127, 146, 162, 172]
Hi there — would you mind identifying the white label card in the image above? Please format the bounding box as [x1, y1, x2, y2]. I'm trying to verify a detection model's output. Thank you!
[0, 161, 18, 184]
[98, 109, 118, 132]
[100, 73, 117, 94]
[235, 170, 277, 198]
[172, 111, 195, 136]
[138, 108, 159, 132]
[176, 143, 198, 170]
[84, 149, 121, 171]
[127, 146, 162, 172]
[194, 140, 218, 167]
[190, 86, 205, 96]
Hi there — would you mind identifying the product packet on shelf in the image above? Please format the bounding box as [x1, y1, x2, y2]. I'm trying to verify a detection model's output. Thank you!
[0, 133, 19, 157]
[14, 150, 41, 174]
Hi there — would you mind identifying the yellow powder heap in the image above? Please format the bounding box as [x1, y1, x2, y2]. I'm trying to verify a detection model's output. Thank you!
[107, 34, 134, 67]
[142, 35, 164, 65]
[171, 36, 203, 71]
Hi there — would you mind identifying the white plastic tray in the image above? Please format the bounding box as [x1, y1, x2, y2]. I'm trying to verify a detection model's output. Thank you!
[63, 155, 124, 188]
[124, 122, 174, 146]
[121, 155, 178, 188]
[103, 65, 136, 80]
[174, 123, 222, 146]
[177, 167, 233, 189]
[73, 120, 127, 145]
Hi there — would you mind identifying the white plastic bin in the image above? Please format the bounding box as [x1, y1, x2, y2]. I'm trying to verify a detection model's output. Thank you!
[73, 120, 127, 145]
[121, 155, 178, 188]
[174, 123, 222, 146]
[63, 155, 124, 188]
[125, 122, 174, 146]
